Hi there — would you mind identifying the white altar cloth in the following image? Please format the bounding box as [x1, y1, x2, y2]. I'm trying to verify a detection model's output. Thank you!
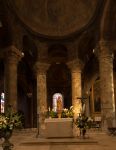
[44, 118, 73, 138]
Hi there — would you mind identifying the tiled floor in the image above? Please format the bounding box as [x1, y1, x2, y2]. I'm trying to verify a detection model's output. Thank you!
[0, 129, 116, 150]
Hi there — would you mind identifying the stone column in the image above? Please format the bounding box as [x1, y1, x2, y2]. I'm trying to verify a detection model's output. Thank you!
[99, 40, 116, 130]
[34, 62, 50, 137]
[67, 60, 82, 119]
[67, 60, 83, 137]
[4, 45, 23, 111]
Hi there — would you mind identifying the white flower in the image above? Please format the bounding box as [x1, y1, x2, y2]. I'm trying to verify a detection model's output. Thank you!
[88, 117, 93, 122]
[70, 106, 73, 110]
[63, 108, 68, 112]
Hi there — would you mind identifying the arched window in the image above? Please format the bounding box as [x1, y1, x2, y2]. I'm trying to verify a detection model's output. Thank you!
[1, 92, 4, 113]
[53, 93, 63, 112]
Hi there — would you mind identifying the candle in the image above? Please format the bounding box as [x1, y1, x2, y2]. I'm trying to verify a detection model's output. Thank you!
[48, 107, 50, 112]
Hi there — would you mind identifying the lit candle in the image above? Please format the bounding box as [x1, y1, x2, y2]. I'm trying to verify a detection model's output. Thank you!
[48, 107, 50, 112]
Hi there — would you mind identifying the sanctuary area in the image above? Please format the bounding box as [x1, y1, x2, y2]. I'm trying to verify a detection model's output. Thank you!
[0, 0, 116, 142]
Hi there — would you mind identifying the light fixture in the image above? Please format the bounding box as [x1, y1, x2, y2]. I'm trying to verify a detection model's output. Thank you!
[21, 52, 24, 56]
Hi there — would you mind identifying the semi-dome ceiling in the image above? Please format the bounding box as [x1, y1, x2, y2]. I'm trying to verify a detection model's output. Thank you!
[8, 0, 99, 38]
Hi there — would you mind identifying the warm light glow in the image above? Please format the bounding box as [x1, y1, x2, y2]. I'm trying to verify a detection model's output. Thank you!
[22, 52, 24, 56]
[1, 93, 5, 113]
[73, 100, 82, 119]
[52, 93, 63, 112]
[111, 72, 115, 113]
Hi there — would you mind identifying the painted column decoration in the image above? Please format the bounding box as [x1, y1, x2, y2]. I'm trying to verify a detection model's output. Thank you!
[4, 45, 23, 111]
[67, 60, 82, 119]
[99, 40, 116, 129]
[34, 62, 50, 136]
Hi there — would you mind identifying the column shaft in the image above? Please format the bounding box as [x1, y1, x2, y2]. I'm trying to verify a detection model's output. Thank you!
[37, 73, 47, 114]
[99, 41, 116, 129]
[34, 62, 49, 136]
[67, 60, 83, 137]
[72, 71, 82, 118]
[4, 46, 22, 111]
[67, 60, 82, 118]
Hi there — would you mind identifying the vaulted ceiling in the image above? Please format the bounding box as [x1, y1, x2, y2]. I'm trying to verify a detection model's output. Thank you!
[0, 0, 106, 57]
[0, 0, 116, 82]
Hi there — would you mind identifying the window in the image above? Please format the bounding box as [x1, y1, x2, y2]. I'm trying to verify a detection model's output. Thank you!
[1, 92, 5, 113]
[53, 93, 63, 112]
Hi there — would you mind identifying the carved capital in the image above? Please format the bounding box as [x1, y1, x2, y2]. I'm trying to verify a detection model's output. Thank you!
[67, 59, 83, 73]
[99, 40, 114, 49]
[98, 40, 114, 60]
[4, 45, 23, 64]
[34, 62, 50, 75]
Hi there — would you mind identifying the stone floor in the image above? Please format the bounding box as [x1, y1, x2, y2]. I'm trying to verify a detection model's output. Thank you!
[0, 128, 116, 150]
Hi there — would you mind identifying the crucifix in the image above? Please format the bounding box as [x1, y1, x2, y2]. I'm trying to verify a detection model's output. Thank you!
[76, 96, 88, 113]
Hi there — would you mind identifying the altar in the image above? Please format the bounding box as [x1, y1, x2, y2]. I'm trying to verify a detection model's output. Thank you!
[44, 118, 73, 138]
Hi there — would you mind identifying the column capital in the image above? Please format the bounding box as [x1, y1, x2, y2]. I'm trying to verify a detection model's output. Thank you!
[99, 40, 114, 53]
[34, 62, 50, 75]
[99, 40, 114, 48]
[67, 59, 83, 73]
[98, 40, 114, 60]
[4, 45, 23, 64]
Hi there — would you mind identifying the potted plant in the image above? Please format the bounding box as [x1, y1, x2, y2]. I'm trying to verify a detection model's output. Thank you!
[0, 105, 23, 150]
[61, 106, 74, 118]
[75, 113, 93, 138]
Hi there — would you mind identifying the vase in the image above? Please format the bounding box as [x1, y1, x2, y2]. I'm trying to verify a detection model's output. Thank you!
[80, 129, 86, 138]
[57, 112, 61, 118]
[2, 130, 13, 150]
[82, 129, 86, 138]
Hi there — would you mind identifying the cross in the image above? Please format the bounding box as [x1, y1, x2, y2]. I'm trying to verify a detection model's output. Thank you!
[76, 96, 88, 106]
[76, 96, 88, 113]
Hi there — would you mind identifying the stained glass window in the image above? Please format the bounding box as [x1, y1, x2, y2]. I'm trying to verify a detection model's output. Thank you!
[1, 92, 5, 113]
[52, 93, 63, 112]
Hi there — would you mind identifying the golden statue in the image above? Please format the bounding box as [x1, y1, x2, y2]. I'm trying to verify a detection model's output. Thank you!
[57, 96, 62, 118]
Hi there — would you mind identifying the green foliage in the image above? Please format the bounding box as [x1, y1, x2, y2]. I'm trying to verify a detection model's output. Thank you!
[61, 106, 74, 118]
[49, 110, 58, 118]
[0, 105, 23, 138]
[75, 113, 93, 130]
[47, 106, 74, 118]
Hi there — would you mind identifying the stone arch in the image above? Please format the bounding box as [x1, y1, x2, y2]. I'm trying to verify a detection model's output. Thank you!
[47, 62, 71, 109]
[22, 35, 38, 62]
[78, 32, 97, 63]
[17, 35, 38, 128]
[48, 44, 68, 63]
[100, 0, 116, 40]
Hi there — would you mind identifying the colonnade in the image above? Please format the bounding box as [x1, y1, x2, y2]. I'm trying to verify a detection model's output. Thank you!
[3, 41, 116, 135]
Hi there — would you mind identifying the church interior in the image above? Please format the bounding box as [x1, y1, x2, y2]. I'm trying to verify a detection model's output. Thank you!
[0, 0, 116, 149]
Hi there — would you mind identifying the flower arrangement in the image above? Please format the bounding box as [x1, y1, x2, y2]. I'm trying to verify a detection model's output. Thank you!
[75, 113, 93, 137]
[0, 105, 23, 139]
[61, 106, 74, 118]
[75, 113, 93, 130]
[48, 109, 57, 118]
[47, 106, 74, 118]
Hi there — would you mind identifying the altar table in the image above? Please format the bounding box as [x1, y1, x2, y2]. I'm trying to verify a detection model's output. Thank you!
[44, 118, 73, 138]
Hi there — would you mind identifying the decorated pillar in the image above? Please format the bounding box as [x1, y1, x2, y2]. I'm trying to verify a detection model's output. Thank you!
[99, 40, 116, 129]
[34, 62, 50, 136]
[67, 60, 83, 119]
[4, 45, 23, 111]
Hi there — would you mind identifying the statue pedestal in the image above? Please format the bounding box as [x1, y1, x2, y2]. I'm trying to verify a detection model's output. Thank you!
[44, 118, 73, 138]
